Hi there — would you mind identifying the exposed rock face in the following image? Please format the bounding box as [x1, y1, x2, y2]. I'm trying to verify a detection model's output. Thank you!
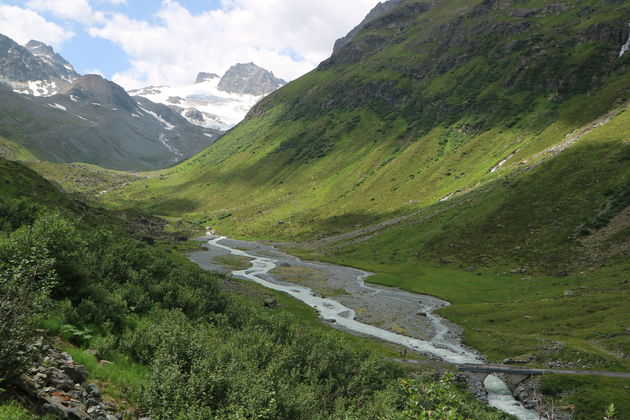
[217, 63, 286, 96]
[0, 34, 79, 96]
[16, 338, 122, 420]
[320, 2, 430, 71]
[25, 40, 79, 83]
[332, 0, 405, 54]
[63, 75, 138, 113]
[195, 72, 220, 83]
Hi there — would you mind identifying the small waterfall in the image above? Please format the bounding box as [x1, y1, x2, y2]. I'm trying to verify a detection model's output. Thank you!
[619, 23, 630, 58]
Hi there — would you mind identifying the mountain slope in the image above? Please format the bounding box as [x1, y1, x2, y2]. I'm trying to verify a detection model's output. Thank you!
[0, 34, 78, 96]
[333, 0, 405, 53]
[0, 76, 220, 171]
[122, 0, 630, 256]
[96, 2, 630, 416]
[0, 33, 220, 170]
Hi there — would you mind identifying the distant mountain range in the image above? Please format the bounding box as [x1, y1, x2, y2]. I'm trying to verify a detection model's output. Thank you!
[0, 33, 284, 170]
[130, 63, 286, 131]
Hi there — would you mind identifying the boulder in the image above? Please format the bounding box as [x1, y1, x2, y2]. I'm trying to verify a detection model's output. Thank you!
[42, 402, 68, 418]
[62, 364, 89, 383]
[67, 407, 91, 420]
[49, 369, 75, 391]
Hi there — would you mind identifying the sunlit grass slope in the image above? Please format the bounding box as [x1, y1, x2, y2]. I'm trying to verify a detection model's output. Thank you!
[117, 0, 629, 250]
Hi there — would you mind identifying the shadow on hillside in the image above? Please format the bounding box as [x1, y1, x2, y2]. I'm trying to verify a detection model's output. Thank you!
[310, 211, 395, 237]
[139, 197, 201, 214]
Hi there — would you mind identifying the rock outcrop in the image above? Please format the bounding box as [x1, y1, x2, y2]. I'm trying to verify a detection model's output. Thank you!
[0, 34, 79, 96]
[195, 72, 219, 84]
[217, 63, 285, 96]
[332, 0, 405, 54]
[24, 40, 79, 83]
[15, 338, 122, 420]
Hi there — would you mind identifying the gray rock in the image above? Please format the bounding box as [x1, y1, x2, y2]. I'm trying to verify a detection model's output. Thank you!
[49, 369, 75, 391]
[86, 383, 101, 398]
[183, 108, 204, 122]
[68, 407, 90, 420]
[101, 401, 117, 412]
[42, 402, 68, 418]
[0, 35, 79, 95]
[68, 407, 91, 420]
[86, 398, 101, 408]
[63, 364, 89, 383]
[88, 406, 104, 415]
[195, 72, 219, 83]
[217, 63, 285, 96]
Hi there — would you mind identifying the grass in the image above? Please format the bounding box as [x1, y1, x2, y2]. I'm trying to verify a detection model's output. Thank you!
[211, 254, 254, 271]
[24, 161, 142, 201]
[539, 375, 630, 420]
[5, 1, 627, 417]
[0, 398, 53, 420]
[270, 265, 350, 297]
[62, 345, 148, 414]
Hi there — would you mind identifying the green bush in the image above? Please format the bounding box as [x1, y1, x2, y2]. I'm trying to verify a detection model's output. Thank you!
[0, 219, 57, 380]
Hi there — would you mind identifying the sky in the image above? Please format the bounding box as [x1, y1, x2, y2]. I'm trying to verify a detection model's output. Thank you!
[0, 0, 381, 89]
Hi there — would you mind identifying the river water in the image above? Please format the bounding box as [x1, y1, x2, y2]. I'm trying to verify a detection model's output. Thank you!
[188, 235, 541, 420]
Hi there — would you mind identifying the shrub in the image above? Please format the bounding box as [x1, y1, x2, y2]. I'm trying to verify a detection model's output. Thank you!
[0, 223, 57, 380]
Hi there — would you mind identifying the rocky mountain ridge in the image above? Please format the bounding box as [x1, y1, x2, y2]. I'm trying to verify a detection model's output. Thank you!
[332, 0, 405, 54]
[0, 34, 79, 96]
[217, 62, 286, 96]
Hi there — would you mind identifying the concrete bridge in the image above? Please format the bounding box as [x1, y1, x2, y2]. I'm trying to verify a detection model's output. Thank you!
[392, 358, 630, 387]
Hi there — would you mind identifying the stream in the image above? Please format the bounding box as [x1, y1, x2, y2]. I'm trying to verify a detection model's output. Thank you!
[187, 235, 541, 420]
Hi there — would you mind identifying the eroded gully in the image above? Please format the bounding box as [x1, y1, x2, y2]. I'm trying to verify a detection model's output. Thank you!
[187, 235, 541, 420]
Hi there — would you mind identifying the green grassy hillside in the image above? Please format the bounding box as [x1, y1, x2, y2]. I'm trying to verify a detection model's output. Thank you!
[1, 156, 516, 419]
[108, 2, 630, 417]
[118, 0, 630, 264]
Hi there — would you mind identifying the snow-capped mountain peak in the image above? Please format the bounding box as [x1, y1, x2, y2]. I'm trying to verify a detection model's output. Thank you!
[0, 34, 79, 96]
[130, 63, 285, 131]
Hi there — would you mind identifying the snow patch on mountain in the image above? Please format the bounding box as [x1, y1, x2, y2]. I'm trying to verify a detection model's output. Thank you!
[13, 80, 60, 97]
[130, 77, 264, 131]
[138, 105, 175, 131]
[48, 103, 67, 111]
[159, 133, 183, 159]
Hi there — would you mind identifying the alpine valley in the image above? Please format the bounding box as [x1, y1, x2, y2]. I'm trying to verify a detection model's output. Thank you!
[1, 1, 629, 420]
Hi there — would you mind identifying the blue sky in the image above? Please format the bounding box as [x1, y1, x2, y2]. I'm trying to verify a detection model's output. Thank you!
[0, 0, 380, 88]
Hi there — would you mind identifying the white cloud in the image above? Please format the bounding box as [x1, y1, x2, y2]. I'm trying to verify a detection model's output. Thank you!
[88, 0, 380, 89]
[26, 0, 103, 25]
[0, 5, 74, 48]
